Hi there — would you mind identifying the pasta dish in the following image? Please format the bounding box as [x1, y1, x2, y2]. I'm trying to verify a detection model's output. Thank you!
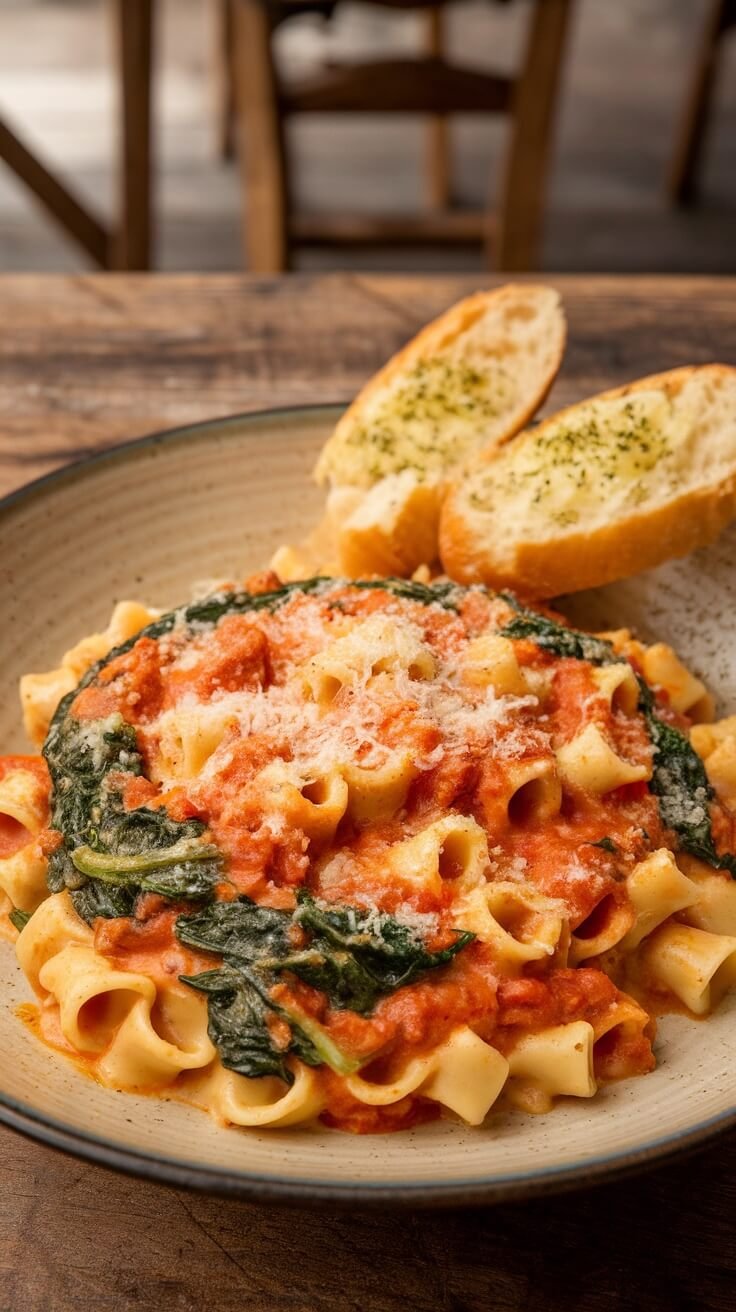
[3, 573, 736, 1134]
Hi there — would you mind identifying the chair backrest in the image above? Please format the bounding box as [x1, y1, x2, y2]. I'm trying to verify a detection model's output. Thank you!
[229, 0, 576, 271]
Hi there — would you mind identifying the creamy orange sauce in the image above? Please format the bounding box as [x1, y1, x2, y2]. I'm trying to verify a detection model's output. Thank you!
[0, 755, 49, 858]
[7, 581, 719, 1133]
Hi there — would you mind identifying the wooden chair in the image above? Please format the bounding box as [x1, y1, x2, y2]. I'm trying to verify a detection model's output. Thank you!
[0, 0, 153, 269]
[220, 0, 575, 272]
[668, 0, 736, 203]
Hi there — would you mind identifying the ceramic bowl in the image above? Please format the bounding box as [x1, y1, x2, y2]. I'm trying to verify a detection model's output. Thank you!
[1, 405, 735, 1205]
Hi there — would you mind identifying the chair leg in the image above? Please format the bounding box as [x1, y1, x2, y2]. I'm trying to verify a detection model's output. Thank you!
[232, 0, 289, 272]
[213, 0, 237, 160]
[425, 8, 450, 210]
[667, 0, 732, 204]
[0, 116, 109, 266]
[495, 0, 574, 272]
[112, 0, 154, 270]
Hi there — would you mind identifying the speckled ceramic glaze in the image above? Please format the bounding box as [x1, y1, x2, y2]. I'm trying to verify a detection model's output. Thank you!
[1, 405, 735, 1205]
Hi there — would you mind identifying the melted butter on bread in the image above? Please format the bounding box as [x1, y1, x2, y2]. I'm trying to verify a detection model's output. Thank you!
[322, 358, 516, 488]
[440, 364, 736, 597]
[315, 285, 566, 492]
[469, 391, 692, 530]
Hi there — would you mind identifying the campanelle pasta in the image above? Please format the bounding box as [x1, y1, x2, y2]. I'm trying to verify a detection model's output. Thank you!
[5, 575, 736, 1135]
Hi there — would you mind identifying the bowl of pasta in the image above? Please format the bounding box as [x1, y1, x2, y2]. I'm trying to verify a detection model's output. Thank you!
[2, 381, 736, 1204]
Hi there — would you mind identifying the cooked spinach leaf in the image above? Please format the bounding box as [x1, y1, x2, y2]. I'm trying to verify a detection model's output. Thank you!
[177, 900, 331, 1083]
[288, 892, 474, 1013]
[276, 1002, 362, 1075]
[179, 965, 315, 1084]
[69, 881, 136, 924]
[70, 840, 221, 900]
[180, 962, 360, 1084]
[176, 897, 294, 963]
[9, 908, 31, 932]
[636, 677, 736, 875]
[351, 577, 461, 610]
[177, 892, 473, 1016]
[587, 837, 619, 854]
[91, 805, 206, 859]
[43, 710, 217, 922]
[176, 892, 473, 1082]
[44, 713, 144, 865]
[500, 595, 619, 666]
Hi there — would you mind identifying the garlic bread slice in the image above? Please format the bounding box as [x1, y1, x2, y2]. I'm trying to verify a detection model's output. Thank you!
[440, 365, 736, 597]
[315, 284, 566, 491]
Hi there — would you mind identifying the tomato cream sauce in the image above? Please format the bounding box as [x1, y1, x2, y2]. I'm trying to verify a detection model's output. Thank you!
[14, 582, 712, 1132]
[0, 755, 49, 858]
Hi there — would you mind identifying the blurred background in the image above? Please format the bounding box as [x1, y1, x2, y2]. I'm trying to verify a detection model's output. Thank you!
[0, 0, 734, 274]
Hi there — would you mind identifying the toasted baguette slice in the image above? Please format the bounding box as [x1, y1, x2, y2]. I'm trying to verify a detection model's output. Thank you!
[440, 365, 736, 598]
[314, 284, 566, 491]
[272, 475, 441, 581]
[337, 471, 443, 577]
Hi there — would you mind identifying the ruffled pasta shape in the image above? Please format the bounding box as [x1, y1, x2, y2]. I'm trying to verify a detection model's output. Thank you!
[0, 768, 48, 834]
[619, 848, 699, 951]
[191, 1060, 325, 1128]
[255, 760, 349, 843]
[569, 891, 636, 964]
[638, 923, 736, 1015]
[16, 891, 93, 990]
[676, 857, 736, 935]
[256, 742, 418, 831]
[20, 600, 159, 746]
[460, 634, 529, 696]
[504, 756, 562, 826]
[340, 753, 417, 824]
[155, 703, 239, 783]
[589, 995, 653, 1079]
[506, 1020, 596, 1111]
[0, 764, 50, 914]
[590, 663, 640, 715]
[301, 615, 436, 705]
[388, 814, 490, 895]
[641, 643, 714, 722]
[454, 881, 569, 969]
[35, 943, 214, 1087]
[481, 755, 562, 832]
[96, 985, 215, 1088]
[16, 893, 215, 1088]
[556, 723, 650, 795]
[691, 717, 736, 810]
[0, 846, 48, 916]
[602, 634, 714, 720]
[344, 1026, 509, 1125]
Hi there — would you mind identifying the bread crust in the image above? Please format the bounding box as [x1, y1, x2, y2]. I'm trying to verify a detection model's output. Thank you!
[441, 474, 736, 598]
[314, 284, 566, 488]
[440, 364, 736, 598]
[337, 477, 442, 578]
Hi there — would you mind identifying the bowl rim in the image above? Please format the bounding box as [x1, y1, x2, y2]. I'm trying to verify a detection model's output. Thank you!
[2, 402, 735, 1206]
[3, 1081, 735, 1207]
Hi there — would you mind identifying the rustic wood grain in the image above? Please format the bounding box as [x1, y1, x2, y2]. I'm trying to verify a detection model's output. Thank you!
[1, 273, 735, 493]
[1, 273, 736, 1312]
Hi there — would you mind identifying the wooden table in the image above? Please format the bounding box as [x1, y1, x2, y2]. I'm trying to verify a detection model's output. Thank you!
[1, 273, 735, 1312]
